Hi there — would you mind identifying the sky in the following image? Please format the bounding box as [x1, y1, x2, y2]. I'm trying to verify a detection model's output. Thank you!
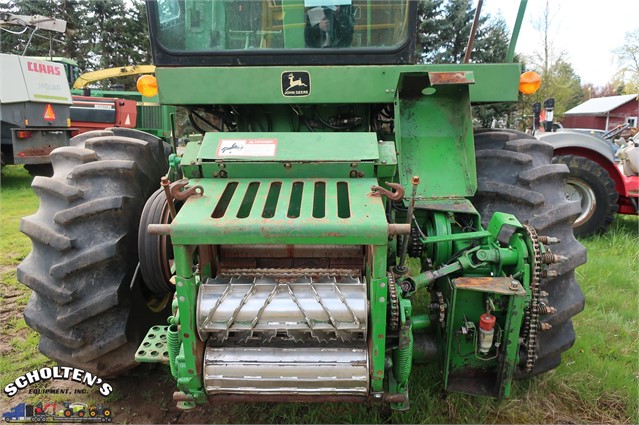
[483, 0, 639, 87]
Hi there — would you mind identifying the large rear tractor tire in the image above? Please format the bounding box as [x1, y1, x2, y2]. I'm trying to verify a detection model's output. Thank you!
[553, 155, 618, 237]
[471, 129, 586, 377]
[17, 128, 170, 376]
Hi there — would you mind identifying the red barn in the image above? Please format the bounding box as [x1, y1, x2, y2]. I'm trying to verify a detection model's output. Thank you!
[562, 94, 639, 130]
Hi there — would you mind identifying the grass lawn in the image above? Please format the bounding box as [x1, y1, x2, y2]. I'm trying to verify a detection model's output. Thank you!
[1, 164, 637, 423]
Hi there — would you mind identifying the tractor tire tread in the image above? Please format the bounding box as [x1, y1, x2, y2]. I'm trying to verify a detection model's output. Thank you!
[31, 176, 84, 203]
[16, 264, 74, 304]
[472, 130, 585, 377]
[476, 149, 532, 165]
[19, 131, 169, 375]
[518, 163, 569, 184]
[20, 216, 73, 251]
[476, 180, 545, 207]
[54, 196, 131, 226]
[50, 241, 120, 280]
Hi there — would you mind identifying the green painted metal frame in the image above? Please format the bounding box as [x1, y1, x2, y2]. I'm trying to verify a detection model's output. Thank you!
[395, 75, 476, 198]
[368, 245, 389, 393]
[436, 213, 532, 398]
[172, 245, 206, 406]
[156, 64, 521, 106]
[507, 0, 528, 63]
[170, 177, 388, 245]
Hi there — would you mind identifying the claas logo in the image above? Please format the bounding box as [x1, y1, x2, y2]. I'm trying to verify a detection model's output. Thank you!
[43, 104, 56, 121]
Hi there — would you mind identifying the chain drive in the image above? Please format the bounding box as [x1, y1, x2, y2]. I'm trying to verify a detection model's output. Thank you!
[219, 268, 360, 278]
[522, 224, 542, 374]
[407, 224, 424, 258]
[387, 272, 400, 332]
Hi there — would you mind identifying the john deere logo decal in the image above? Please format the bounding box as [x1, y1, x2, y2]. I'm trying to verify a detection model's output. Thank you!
[282, 71, 310, 97]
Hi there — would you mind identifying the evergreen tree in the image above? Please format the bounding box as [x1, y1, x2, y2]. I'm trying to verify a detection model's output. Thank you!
[416, 0, 519, 127]
[417, 0, 509, 64]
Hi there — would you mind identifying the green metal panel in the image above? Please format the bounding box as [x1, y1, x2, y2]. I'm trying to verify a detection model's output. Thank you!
[395, 78, 476, 198]
[367, 245, 388, 392]
[172, 245, 206, 405]
[192, 162, 375, 179]
[170, 177, 388, 245]
[376, 141, 397, 178]
[180, 132, 385, 179]
[156, 63, 521, 105]
[196, 132, 379, 162]
[443, 277, 526, 398]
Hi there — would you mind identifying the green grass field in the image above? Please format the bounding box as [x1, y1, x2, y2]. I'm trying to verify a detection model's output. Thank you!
[1, 164, 637, 424]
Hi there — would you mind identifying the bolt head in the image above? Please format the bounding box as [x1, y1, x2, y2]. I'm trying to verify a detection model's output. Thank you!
[509, 280, 520, 290]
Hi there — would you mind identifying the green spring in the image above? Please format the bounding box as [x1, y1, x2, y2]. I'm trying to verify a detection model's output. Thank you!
[393, 330, 414, 386]
[167, 324, 180, 378]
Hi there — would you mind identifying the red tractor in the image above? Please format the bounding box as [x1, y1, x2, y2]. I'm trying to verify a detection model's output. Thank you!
[538, 125, 639, 236]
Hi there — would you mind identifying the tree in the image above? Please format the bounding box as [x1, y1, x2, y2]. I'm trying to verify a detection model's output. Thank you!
[614, 27, 639, 94]
[0, 0, 73, 57]
[417, 0, 510, 64]
[513, 0, 583, 130]
[416, 0, 517, 127]
[1, 0, 151, 89]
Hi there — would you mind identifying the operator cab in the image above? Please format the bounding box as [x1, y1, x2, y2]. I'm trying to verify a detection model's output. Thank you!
[146, 0, 417, 66]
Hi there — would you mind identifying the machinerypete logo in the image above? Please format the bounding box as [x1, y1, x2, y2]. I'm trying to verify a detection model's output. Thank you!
[4, 367, 113, 397]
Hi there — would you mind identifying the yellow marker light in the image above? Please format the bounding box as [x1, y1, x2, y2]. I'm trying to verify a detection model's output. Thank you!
[519, 71, 541, 94]
[137, 75, 158, 98]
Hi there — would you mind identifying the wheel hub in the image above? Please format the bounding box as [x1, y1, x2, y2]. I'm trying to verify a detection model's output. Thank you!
[564, 178, 597, 227]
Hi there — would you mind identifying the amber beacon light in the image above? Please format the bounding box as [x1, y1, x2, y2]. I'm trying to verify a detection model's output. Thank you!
[519, 71, 541, 94]
[137, 75, 158, 97]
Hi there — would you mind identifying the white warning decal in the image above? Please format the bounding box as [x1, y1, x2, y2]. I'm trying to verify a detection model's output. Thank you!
[125, 114, 131, 125]
[217, 139, 277, 157]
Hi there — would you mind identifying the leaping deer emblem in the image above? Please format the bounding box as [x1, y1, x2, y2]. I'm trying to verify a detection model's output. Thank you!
[286, 73, 307, 90]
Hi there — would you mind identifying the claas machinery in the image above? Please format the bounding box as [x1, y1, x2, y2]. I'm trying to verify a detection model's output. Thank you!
[18, 0, 585, 412]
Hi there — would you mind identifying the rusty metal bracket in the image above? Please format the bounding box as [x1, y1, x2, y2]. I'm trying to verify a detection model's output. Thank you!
[370, 182, 404, 201]
[170, 178, 204, 201]
[161, 177, 178, 220]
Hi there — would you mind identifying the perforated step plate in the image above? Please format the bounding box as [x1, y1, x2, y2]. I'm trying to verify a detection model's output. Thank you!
[135, 325, 169, 364]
